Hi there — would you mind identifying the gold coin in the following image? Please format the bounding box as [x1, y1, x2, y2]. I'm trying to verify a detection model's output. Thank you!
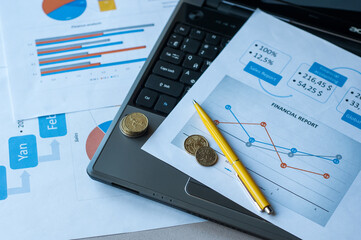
[184, 135, 209, 155]
[119, 112, 148, 138]
[124, 112, 148, 133]
[120, 117, 135, 137]
[195, 146, 218, 166]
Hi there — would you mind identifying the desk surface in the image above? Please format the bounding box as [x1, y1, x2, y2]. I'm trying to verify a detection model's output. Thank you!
[86, 221, 262, 240]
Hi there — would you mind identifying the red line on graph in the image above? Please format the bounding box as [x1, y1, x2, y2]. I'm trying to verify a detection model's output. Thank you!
[39, 45, 146, 64]
[41, 62, 101, 75]
[263, 126, 283, 164]
[38, 45, 82, 55]
[286, 165, 324, 176]
[216, 121, 261, 125]
[36, 32, 104, 46]
[215, 120, 329, 179]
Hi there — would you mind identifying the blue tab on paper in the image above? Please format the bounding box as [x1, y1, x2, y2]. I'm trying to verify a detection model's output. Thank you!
[341, 110, 361, 130]
[9, 135, 38, 170]
[244, 61, 282, 86]
[309, 62, 347, 87]
[39, 114, 67, 138]
[0, 166, 7, 200]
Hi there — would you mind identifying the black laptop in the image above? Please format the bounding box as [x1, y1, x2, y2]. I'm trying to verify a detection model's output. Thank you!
[87, 0, 361, 239]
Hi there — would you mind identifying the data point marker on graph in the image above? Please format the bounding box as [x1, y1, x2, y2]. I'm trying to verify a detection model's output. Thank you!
[281, 163, 287, 168]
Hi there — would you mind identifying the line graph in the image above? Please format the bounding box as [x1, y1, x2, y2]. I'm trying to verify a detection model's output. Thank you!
[172, 76, 361, 226]
[214, 105, 342, 179]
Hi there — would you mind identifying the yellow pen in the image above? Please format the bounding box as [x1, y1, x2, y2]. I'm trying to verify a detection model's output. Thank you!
[193, 100, 273, 214]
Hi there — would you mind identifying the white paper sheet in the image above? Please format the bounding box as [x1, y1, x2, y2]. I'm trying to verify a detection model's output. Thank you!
[0, 22, 202, 239]
[0, 0, 176, 120]
[143, 10, 361, 240]
[0, 76, 202, 240]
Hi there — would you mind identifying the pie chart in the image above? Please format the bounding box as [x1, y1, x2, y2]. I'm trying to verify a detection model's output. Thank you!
[86, 120, 112, 160]
[43, 0, 87, 21]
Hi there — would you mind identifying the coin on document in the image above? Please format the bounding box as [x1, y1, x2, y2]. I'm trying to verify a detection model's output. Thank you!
[195, 146, 218, 166]
[120, 112, 149, 138]
[184, 135, 209, 155]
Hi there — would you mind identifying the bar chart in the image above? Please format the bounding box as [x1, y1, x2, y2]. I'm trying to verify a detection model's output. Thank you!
[36, 24, 154, 76]
[2, 0, 176, 119]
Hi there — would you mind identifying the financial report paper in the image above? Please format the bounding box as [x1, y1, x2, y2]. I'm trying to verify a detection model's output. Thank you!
[0, 0, 175, 120]
[143, 10, 361, 240]
[0, 34, 201, 240]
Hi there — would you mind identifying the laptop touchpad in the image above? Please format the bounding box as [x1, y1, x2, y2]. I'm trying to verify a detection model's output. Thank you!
[185, 177, 261, 218]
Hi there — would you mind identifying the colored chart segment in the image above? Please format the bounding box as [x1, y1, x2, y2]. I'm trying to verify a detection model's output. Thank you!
[98, 0, 116, 11]
[43, 0, 87, 21]
[86, 121, 112, 160]
[0, 166, 7, 200]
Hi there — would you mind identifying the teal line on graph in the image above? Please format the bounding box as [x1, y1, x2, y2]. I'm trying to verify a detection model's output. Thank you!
[214, 104, 341, 178]
[223, 104, 340, 164]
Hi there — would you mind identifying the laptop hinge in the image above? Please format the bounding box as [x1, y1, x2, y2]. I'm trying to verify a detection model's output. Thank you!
[206, 0, 256, 16]
[205, 0, 221, 9]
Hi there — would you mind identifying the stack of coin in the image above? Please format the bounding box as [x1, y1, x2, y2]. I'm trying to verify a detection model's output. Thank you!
[120, 112, 149, 138]
[184, 135, 218, 166]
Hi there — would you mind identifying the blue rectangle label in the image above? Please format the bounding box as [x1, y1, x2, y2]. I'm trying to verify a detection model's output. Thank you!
[39, 114, 67, 138]
[309, 62, 347, 87]
[0, 166, 7, 200]
[341, 110, 361, 130]
[9, 135, 38, 170]
[244, 61, 282, 86]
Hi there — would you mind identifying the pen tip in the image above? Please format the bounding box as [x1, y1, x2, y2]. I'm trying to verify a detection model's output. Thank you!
[264, 206, 274, 215]
[192, 99, 197, 104]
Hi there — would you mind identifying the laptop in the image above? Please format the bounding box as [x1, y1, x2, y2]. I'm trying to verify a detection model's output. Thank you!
[87, 0, 361, 239]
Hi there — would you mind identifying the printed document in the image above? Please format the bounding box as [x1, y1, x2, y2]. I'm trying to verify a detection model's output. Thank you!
[0, 0, 175, 120]
[143, 10, 361, 240]
[0, 12, 202, 239]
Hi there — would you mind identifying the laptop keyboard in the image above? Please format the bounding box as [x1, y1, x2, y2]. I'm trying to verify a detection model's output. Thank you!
[135, 23, 230, 115]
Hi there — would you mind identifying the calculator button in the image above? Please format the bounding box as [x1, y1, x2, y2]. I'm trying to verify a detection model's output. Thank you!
[201, 60, 212, 72]
[160, 47, 184, 65]
[152, 60, 182, 80]
[220, 38, 231, 49]
[182, 54, 203, 71]
[167, 34, 183, 49]
[145, 74, 184, 97]
[180, 70, 201, 86]
[205, 33, 221, 45]
[198, 44, 218, 60]
[136, 88, 158, 108]
[182, 86, 191, 98]
[180, 38, 201, 54]
[189, 28, 205, 40]
[174, 24, 190, 36]
[154, 95, 177, 114]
